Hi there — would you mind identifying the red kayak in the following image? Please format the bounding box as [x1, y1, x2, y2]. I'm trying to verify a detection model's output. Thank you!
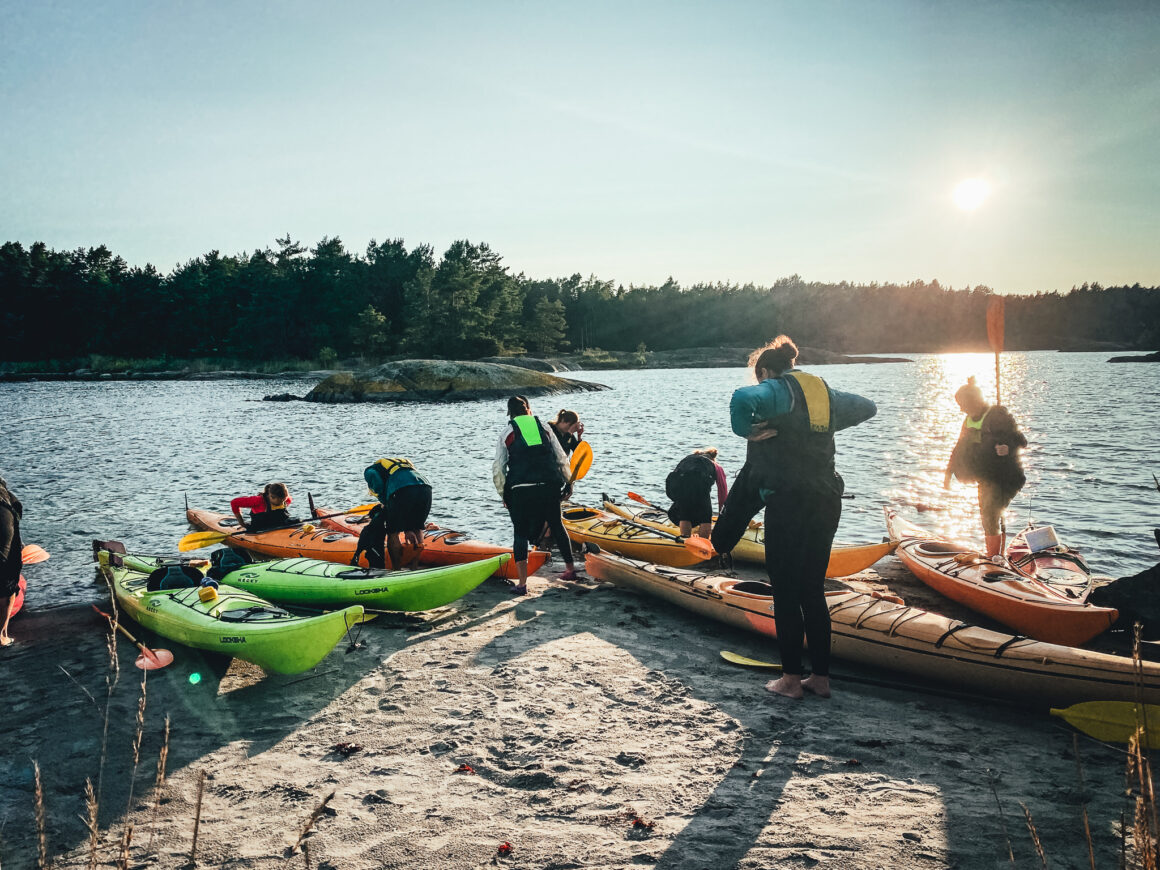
[886, 508, 1117, 647]
[310, 499, 546, 580]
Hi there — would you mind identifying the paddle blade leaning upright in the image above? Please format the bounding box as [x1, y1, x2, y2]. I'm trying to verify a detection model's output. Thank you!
[569, 441, 593, 484]
[986, 295, 1005, 405]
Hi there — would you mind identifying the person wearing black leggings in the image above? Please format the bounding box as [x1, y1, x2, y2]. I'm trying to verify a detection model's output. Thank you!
[493, 396, 579, 594]
[711, 336, 876, 699]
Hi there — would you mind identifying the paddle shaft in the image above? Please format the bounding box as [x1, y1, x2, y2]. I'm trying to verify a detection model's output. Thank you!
[181, 507, 372, 551]
[92, 605, 168, 664]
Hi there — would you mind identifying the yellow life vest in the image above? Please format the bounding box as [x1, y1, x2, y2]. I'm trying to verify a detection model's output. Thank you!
[785, 371, 832, 433]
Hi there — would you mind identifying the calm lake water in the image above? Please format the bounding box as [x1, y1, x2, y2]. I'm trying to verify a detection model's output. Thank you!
[4, 352, 1158, 611]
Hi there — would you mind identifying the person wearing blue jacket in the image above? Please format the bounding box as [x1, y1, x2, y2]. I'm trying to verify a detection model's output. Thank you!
[712, 335, 876, 701]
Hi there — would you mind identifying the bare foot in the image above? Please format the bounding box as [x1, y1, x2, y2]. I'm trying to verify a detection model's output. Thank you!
[0, 636, 13, 647]
[801, 675, 831, 698]
[765, 676, 803, 699]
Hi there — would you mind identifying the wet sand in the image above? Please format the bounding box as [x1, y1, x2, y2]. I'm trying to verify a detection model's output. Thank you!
[0, 557, 1136, 869]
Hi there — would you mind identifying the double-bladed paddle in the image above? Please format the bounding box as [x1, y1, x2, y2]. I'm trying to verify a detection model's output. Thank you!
[595, 509, 715, 561]
[92, 605, 174, 670]
[178, 503, 377, 552]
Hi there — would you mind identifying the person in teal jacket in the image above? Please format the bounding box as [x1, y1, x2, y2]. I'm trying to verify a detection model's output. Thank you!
[712, 335, 876, 701]
[354, 458, 433, 570]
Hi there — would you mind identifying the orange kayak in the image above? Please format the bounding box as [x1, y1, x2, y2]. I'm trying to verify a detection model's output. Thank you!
[311, 503, 545, 580]
[885, 508, 1117, 646]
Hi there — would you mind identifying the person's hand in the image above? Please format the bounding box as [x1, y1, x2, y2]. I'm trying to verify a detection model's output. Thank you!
[995, 444, 1009, 456]
[746, 423, 778, 442]
[577, 422, 585, 437]
[350, 552, 362, 566]
[561, 482, 574, 501]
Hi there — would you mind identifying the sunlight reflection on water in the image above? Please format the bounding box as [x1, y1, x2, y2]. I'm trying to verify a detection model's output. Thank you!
[3, 351, 1157, 610]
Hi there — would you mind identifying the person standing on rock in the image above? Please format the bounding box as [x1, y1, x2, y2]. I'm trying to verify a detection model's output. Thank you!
[943, 376, 1027, 558]
[494, 396, 580, 594]
[711, 336, 876, 700]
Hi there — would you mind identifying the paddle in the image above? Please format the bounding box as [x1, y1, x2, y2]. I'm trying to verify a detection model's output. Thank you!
[627, 491, 660, 510]
[986, 295, 1005, 405]
[601, 510, 715, 561]
[1051, 701, 1160, 749]
[92, 605, 174, 671]
[178, 506, 375, 552]
[569, 440, 593, 484]
[307, 493, 378, 521]
[21, 544, 50, 565]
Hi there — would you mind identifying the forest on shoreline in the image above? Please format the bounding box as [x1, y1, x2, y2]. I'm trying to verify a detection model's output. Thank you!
[2, 236, 1158, 369]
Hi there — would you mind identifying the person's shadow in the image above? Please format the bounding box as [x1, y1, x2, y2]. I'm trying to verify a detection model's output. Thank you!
[463, 581, 1124, 869]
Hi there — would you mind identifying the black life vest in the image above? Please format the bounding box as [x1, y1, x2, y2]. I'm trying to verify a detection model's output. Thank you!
[247, 507, 292, 532]
[505, 415, 565, 493]
[665, 454, 717, 502]
[745, 371, 840, 497]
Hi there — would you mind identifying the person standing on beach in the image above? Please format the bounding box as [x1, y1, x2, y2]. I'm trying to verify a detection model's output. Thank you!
[547, 409, 585, 456]
[943, 376, 1027, 558]
[231, 483, 293, 532]
[0, 476, 25, 647]
[494, 396, 580, 594]
[711, 336, 876, 700]
[356, 458, 433, 570]
[665, 448, 728, 539]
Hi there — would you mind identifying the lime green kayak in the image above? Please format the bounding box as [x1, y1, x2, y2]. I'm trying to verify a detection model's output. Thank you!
[219, 553, 508, 611]
[95, 545, 362, 675]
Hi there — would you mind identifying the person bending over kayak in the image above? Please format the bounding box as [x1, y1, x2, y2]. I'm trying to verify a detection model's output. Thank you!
[231, 483, 293, 532]
[0, 476, 24, 647]
[494, 396, 580, 594]
[665, 448, 728, 539]
[943, 376, 1027, 558]
[547, 409, 585, 457]
[355, 458, 433, 570]
[711, 335, 876, 701]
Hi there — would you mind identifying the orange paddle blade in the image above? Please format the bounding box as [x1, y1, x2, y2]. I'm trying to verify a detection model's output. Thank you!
[986, 295, 1005, 354]
[570, 441, 593, 482]
[21, 544, 50, 565]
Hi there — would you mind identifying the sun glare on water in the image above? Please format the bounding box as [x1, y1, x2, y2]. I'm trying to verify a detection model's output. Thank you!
[952, 178, 991, 211]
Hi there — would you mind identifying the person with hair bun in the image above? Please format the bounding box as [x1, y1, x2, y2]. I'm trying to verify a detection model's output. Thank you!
[943, 376, 1027, 558]
[547, 409, 584, 456]
[711, 335, 877, 700]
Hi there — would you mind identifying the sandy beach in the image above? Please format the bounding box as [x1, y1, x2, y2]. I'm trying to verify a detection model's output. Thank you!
[0, 556, 1138, 869]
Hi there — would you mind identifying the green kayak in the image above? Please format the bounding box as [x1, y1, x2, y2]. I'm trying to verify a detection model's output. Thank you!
[219, 553, 509, 611]
[94, 543, 362, 675]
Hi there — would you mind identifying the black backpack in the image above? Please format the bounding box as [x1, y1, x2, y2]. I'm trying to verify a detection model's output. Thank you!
[665, 454, 716, 501]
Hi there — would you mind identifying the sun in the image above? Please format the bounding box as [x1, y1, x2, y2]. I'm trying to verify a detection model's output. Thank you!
[953, 178, 991, 211]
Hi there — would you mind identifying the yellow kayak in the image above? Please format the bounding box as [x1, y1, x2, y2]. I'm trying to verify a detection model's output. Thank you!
[601, 497, 896, 577]
[561, 505, 710, 568]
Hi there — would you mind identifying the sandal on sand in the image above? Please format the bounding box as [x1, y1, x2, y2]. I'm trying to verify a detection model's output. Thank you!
[508, 584, 528, 596]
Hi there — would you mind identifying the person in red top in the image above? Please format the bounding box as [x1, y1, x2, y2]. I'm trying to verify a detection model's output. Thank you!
[230, 483, 293, 532]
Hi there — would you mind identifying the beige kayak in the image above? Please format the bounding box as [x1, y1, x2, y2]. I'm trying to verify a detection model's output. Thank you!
[584, 549, 1160, 705]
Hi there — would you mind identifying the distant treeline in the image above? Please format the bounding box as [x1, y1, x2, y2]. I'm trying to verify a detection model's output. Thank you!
[2, 236, 1157, 363]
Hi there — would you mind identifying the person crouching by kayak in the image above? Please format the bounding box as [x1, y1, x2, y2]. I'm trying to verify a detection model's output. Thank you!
[547, 409, 584, 456]
[1, 476, 24, 647]
[230, 483, 293, 532]
[943, 376, 1027, 558]
[355, 458, 433, 570]
[494, 396, 580, 594]
[711, 336, 876, 701]
[665, 448, 728, 539]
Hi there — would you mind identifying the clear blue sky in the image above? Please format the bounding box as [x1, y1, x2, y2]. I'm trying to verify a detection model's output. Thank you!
[3, 1, 1158, 292]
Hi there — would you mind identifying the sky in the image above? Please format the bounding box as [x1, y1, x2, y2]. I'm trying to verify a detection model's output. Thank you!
[2, 0, 1158, 293]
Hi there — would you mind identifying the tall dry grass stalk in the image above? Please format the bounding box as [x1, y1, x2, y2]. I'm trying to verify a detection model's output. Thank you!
[145, 716, 171, 858]
[1020, 802, 1048, 869]
[987, 768, 1016, 864]
[189, 769, 207, 867]
[123, 670, 149, 818]
[114, 824, 132, 870]
[82, 778, 98, 870]
[33, 760, 49, 870]
[1071, 734, 1096, 870]
[1120, 621, 1159, 869]
[286, 791, 335, 857]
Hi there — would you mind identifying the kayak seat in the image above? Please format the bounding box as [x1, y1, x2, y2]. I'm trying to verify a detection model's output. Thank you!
[731, 580, 774, 596]
[565, 509, 600, 520]
[915, 541, 966, 556]
[147, 564, 203, 592]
